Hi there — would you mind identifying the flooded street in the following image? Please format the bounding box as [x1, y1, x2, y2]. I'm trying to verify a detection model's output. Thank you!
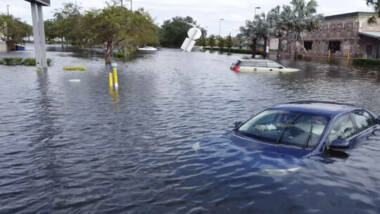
[1, 47, 380, 213]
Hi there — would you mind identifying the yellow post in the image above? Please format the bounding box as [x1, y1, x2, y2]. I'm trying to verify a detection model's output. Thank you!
[112, 63, 119, 89]
[328, 50, 331, 61]
[109, 73, 114, 89]
[347, 51, 351, 64]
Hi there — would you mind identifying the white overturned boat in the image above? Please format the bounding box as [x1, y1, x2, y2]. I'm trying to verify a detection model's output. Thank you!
[137, 46, 158, 53]
[231, 59, 300, 73]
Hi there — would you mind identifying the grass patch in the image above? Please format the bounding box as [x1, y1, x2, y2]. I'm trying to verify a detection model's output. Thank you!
[0, 57, 52, 66]
[63, 66, 87, 71]
[352, 58, 380, 69]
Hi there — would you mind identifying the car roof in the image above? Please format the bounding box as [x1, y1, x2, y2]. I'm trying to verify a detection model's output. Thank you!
[269, 101, 359, 117]
[238, 59, 276, 63]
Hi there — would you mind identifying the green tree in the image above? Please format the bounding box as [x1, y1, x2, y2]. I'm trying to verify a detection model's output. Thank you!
[226, 35, 233, 51]
[239, 13, 270, 58]
[159, 16, 196, 47]
[367, 0, 380, 23]
[208, 35, 216, 47]
[288, 0, 321, 59]
[218, 37, 225, 50]
[196, 28, 207, 46]
[52, 3, 84, 47]
[0, 14, 32, 44]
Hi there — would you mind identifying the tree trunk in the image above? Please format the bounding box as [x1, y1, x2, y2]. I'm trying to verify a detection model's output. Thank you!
[263, 37, 268, 59]
[277, 37, 283, 59]
[105, 40, 113, 64]
[251, 38, 257, 58]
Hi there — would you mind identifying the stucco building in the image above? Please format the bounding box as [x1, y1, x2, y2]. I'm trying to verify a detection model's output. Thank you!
[271, 12, 380, 59]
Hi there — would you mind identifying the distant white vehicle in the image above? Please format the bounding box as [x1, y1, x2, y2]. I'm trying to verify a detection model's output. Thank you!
[231, 59, 300, 73]
[137, 46, 158, 53]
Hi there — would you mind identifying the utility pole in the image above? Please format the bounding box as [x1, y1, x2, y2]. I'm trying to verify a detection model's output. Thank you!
[254, 6, 261, 18]
[7, 5, 9, 16]
[219, 18, 224, 38]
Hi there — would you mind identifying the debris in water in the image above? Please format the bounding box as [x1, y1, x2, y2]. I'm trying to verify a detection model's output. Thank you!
[262, 167, 301, 176]
[69, 79, 81, 83]
[192, 142, 201, 151]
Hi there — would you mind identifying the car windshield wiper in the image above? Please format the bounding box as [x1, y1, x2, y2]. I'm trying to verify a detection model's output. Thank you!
[276, 114, 302, 145]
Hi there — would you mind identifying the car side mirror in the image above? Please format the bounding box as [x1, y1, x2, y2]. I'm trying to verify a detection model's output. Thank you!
[278, 66, 284, 69]
[375, 116, 380, 124]
[330, 139, 350, 150]
[234, 121, 243, 130]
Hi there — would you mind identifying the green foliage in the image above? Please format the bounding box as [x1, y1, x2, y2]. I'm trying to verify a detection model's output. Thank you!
[226, 35, 233, 50]
[114, 52, 125, 58]
[367, 0, 380, 24]
[44, 3, 159, 63]
[208, 35, 216, 47]
[352, 58, 380, 68]
[2, 58, 23, 65]
[218, 37, 225, 50]
[196, 28, 207, 46]
[22, 58, 36, 66]
[0, 14, 32, 43]
[238, 0, 321, 58]
[63, 66, 87, 71]
[0, 58, 52, 66]
[159, 16, 196, 47]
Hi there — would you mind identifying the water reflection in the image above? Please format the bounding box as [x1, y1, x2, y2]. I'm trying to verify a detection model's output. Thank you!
[0, 48, 380, 213]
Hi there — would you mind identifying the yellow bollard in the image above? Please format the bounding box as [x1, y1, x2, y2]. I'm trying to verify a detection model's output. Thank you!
[109, 73, 114, 89]
[347, 51, 351, 64]
[328, 50, 331, 61]
[112, 63, 119, 89]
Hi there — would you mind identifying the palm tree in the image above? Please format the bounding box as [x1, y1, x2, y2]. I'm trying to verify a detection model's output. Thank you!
[288, 0, 321, 59]
[367, 0, 380, 23]
[267, 5, 294, 59]
[239, 13, 270, 58]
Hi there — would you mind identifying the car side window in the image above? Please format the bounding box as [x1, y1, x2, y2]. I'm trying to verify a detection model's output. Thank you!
[328, 114, 356, 143]
[255, 61, 267, 67]
[352, 110, 375, 132]
[267, 62, 283, 68]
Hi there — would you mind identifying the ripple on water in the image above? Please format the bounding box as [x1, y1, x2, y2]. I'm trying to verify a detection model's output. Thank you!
[0, 48, 380, 213]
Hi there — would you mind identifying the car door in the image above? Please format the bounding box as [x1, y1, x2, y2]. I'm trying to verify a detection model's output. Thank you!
[267, 61, 283, 72]
[327, 113, 357, 148]
[350, 110, 377, 143]
[254, 61, 269, 72]
[238, 61, 253, 72]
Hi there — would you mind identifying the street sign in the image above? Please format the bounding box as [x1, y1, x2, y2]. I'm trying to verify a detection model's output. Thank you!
[187, 28, 202, 40]
[25, 0, 50, 6]
[181, 27, 202, 52]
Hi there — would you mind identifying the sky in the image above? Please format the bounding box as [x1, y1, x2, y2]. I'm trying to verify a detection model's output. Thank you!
[1, 0, 374, 36]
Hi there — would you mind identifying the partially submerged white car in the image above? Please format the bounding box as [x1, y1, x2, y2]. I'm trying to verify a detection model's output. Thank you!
[231, 59, 300, 73]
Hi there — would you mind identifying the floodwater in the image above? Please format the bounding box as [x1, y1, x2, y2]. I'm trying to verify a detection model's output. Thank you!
[1, 46, 380, 213]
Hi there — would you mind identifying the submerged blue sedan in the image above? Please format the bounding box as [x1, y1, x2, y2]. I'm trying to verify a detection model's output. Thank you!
[232, 101, 380, 158]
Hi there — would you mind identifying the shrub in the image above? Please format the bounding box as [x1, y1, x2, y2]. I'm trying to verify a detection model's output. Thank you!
[0, 58, 52, 66]
[352, 58, 380, 68]
[114, 52, 125, 58]
[63, 66, 87, 71]
[2, 58, 23, 65]
[22, 58, 36, 66]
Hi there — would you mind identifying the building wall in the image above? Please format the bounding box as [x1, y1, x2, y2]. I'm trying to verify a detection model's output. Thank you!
[0, 42, 7, 53]
[282, 13, 380, 58]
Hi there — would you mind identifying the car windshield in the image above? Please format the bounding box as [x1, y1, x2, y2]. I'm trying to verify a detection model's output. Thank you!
[238, 110, 329, 149]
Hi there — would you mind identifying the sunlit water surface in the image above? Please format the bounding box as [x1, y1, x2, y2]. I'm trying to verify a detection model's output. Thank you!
[1, 47, 380, 213]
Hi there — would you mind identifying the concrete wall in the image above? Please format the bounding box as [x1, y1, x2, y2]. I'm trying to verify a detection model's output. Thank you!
[0, 42, 7, 53]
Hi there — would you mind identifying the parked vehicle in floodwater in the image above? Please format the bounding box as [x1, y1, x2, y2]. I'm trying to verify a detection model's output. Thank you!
[231, 59, 300, 73]
[232, 101, 380, 158]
